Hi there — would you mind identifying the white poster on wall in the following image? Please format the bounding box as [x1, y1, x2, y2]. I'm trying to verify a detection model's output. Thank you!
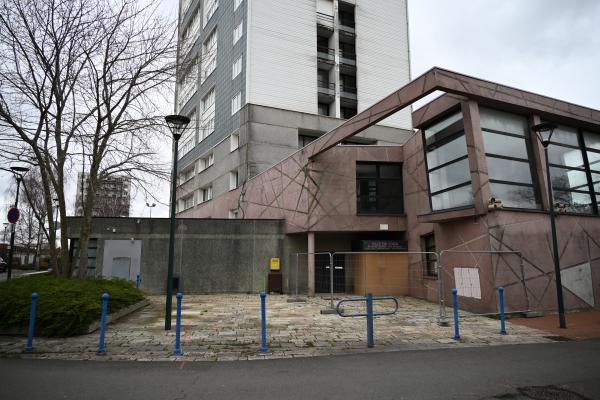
[454, 267, 481, 299]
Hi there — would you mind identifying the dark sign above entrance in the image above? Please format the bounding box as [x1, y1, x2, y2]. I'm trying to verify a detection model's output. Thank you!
[353, 240, 407, 252]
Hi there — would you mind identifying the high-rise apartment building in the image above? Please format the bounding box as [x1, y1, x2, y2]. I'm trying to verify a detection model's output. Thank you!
[175, 0, 412, 214]
[75, 173, 131, 217]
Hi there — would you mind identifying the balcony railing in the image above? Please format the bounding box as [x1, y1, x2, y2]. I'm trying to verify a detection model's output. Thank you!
[317, 12, 334, 28]
[340, 84, 357, 94]
[339, 49, 356, 60]
[340, 19, 355, 29]
[318, 81, 335, 91]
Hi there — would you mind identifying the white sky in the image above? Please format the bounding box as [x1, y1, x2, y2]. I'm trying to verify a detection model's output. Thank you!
[1, 0, 599, 224]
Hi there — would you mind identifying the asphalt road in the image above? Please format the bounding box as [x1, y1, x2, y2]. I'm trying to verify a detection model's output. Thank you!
[1, 340, 599, 400]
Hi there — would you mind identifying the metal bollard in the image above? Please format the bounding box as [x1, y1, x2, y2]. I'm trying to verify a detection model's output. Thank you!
[26, 292, 38, 352]
[136, 274, 141, 289]
[260, 291, 267, 353]
[452, 288, 460, 340]
[97, 293, 109, 355]
[498, 287, 506, 335]
[172, 292, 183, 356]
[366, 293, 374, 348]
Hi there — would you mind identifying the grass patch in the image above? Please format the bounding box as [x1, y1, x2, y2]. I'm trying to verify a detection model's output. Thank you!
[0, 275, 144, 337]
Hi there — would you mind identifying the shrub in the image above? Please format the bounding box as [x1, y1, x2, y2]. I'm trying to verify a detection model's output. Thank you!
[0, 275, 144, 337]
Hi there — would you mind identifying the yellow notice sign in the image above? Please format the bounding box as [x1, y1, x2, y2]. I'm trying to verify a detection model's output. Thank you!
[269, 258, 280, 271]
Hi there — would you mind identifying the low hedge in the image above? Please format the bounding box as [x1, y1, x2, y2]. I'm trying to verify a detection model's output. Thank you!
[0, 275, 144, 337]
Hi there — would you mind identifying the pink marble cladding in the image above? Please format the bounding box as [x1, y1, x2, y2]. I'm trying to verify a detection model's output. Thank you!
[182, 146, 406, 234]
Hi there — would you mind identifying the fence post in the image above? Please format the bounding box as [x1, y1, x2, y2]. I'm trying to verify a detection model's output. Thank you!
[260, 291, 267, 353]
[172, 292, 183, 356]
[136, 274, 141, 289]
[437, 257, 449, 326]
[366, 293, 374, 348]
[97, 293, 109, 355]
[452, 288, 460, 340]
[329, 252, 334, 310]
[498, 287, 506, 335]
[26, 292, 38, 352]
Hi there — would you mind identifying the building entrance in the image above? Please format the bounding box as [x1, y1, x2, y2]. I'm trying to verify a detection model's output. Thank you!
[315, 253, 346, 293]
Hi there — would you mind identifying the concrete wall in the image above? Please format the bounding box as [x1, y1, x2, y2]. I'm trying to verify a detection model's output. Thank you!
[67, 217, 285, 294]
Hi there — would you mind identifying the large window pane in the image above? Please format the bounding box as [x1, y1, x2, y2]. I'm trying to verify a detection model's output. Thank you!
[553, 190, 593, 214]
[428, 158, 471, 193]
[426, 135, 467, 169]
[550, 167, 589, 191]
[356, 164, 376, 178]
[583, 131, 600, 151]
[480, 107, 528, 136]
[482, 131, 528, 159]
[424, 112, 462, 140]
[490, 182, 537, 209]
[487, 157, 533, 184]
[592, 172, 600, 193]
[550, 125, 580, 146]
[431, 185, 472, 211]
[587, 151, 600, 171]
[548, 145, 584, 168]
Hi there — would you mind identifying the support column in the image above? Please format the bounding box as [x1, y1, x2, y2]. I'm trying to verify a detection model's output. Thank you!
[530, 114, 551, 209]
[332, 0, 341, 118]
[307, 232, 315, 297]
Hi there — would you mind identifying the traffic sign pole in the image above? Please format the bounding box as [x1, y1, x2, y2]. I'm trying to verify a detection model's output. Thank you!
[6, 177, 22, 281]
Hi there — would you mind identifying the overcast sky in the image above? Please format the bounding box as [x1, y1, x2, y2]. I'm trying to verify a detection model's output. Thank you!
[1, 0, 599, 224]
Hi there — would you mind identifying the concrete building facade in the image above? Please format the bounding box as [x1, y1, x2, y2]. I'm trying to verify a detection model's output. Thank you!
[174, 0, 412, 214]
[75, 173, 131, 218]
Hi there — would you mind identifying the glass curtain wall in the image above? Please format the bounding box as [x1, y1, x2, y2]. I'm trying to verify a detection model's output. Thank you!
[479, 108, 539, 209]
[423, 111, 473, 211]
[547, 125, 599, 214]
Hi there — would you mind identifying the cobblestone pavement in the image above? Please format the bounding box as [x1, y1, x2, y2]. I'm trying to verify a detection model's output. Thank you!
[0, 294, 553, 361]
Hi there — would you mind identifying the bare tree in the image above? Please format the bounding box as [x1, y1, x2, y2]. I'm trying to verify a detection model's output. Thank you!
[0, 0, 179, 277]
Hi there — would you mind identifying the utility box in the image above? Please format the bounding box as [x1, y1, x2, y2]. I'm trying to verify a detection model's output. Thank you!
[269, 258, 280, 271]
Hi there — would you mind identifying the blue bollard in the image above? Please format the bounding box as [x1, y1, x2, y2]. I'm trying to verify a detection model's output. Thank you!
[452, 288, 460, 340]
[172, 292, 183, 356]
[97, 293, 109, 355]
[260, 291, 267, 353]
[498, 287, 506, 335]
[136, 274, 141, 289]
[26, 292, 38, 352]
[366, 293, 374, 348]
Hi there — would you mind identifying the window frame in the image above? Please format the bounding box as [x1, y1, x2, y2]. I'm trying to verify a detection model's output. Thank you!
[355, 161, 404, 215]
[421, 233, 437, 277]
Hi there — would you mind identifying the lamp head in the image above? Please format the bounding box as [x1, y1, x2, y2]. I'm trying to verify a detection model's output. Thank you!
[532, 122, 557, 147]
[164, 115, 191, 141]
[10, 166, 30, 174]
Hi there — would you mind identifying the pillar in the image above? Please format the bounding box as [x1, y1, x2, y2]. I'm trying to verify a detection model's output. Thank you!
[307, 231, 315, 296]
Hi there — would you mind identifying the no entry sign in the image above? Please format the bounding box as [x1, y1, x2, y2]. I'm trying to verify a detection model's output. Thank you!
[7, 207, 20, 224]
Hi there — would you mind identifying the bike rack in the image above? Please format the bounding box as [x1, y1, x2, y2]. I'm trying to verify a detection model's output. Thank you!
[336, 294, 399, 347]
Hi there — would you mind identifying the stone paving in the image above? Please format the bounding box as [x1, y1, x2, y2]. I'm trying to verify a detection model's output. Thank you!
[0, 294, 554, 361]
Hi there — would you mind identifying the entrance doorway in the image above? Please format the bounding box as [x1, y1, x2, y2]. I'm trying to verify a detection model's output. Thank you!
[315, 253, 346, 293]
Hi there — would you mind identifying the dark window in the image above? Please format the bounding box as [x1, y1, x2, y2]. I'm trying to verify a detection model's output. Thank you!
[480, 107, 540, 209]
[318, 102, 329, 117]
[546, 124, 599, 214]
[356, 162, 403, 214]
[341, 105, 357, 119]
[71, 238, 98, 272]
[423, 111, 473, 211]
[421, 233, 437, 277]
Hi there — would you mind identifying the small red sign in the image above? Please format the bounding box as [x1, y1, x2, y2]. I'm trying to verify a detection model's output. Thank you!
[7, 207, 20, 224]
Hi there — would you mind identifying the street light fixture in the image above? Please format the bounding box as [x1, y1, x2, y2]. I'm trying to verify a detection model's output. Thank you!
[532, 122, 566, 329]
[145, 202, 156, 218]
[6, 166, 30, 281]
[163, 114, 190, 330]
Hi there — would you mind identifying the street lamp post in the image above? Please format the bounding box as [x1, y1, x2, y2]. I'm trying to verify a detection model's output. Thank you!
[532, 122, 566, 329]
[163, 114, 190, 330]
[146, 202, 156, 218]
[6, 166, 30, 281]
[53, 198, 60, 250]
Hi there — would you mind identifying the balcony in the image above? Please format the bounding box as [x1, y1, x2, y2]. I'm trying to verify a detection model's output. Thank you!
[340, 83, 357, 101]
[339, 49, 356, 66]
[317, 46, 335, 69]
[317, 81, 335, 103]
[317, 12, 334, 34]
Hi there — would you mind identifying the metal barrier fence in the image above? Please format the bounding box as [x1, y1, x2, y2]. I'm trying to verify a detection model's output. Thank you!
[289, 251, 441, 311]
[437, 250, 530, 324]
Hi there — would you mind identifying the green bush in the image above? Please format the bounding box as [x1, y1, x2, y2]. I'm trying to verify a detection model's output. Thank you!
[0, 275, 144, 337]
